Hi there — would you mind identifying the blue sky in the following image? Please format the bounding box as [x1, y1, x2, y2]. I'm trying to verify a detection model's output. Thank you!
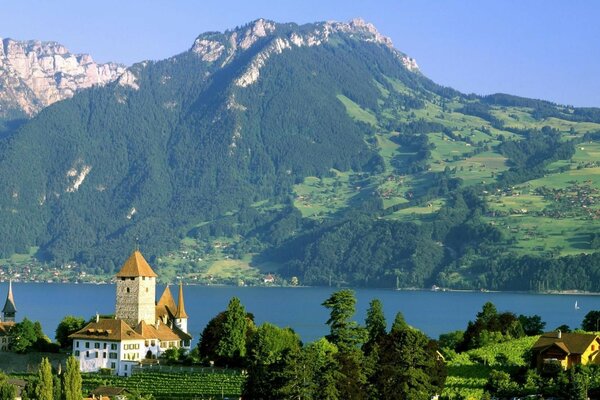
[3, 0, 599, 106]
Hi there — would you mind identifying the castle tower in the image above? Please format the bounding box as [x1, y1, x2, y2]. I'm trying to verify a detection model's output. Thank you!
[174, 282, 188, 333]
[115, 251, 157, 327]
[2, 280, 16, 322]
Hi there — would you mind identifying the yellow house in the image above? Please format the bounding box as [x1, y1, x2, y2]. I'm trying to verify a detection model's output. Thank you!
[532, 331, 600, 371]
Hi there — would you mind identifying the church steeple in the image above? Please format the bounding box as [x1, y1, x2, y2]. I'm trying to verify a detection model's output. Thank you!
[174, 282, 188, 333]
[2, 280, 16, 322]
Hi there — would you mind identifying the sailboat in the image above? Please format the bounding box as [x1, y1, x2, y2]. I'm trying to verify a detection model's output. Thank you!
[575, 301, 580, 310]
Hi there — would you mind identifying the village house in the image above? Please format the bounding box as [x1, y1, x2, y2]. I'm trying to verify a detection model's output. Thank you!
[0, 280, 17, 351]
[531, 330, 600, 371]
[70, 251, 192, 376]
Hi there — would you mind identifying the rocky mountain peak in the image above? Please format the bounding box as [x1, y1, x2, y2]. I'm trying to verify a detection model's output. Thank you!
[190, 18, 419, 88]
[0, 37, 126, 118]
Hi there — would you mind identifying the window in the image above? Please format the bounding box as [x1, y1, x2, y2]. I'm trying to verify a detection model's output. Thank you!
[85, 351, 89, 357]
[111, 362, 116, 369]
[103, 352, 107, 358]
[94, 343, 100, 349]
[126, 287, 130, 293]
[109, 352, 117, 359]
[76, 341, 79, 347]
[151, 340, 155, 346]
[1, 338, 5, 343]
[85, 342, 90, 348]
[95, 352, 99, 358]
[111, 343, 117, 350]
[146, 288, 149, 293]
[124, 364, 128, 371]
[145, 340, 149, 347]
[121, 277, 126, 281]
[75, 350, 80, 356]
[103, 343, 107, 349]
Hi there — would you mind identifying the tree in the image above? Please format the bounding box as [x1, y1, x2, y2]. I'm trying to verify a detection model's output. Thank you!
[518, 314, 546, 335]
[216, 297, 250, 365]
[9, 318, 38, 353]
[55, 316, 86, 348]
[581, 310, 600, 331]
[0, 372, 16, 400]
[390, 311, 409, 333]
[322, 289, 365, 350]
[374, 328, 446, 400]
[438, 330, 464, 350]
[278, 338, 340, 400]
[62, 356, 81, 400]
[364, 299, 386, 347]
[35, 357, 53, 400]
[243, 323, 301, 399]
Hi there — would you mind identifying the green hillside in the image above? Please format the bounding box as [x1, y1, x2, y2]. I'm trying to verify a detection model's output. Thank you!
[0, 19, 600, 289]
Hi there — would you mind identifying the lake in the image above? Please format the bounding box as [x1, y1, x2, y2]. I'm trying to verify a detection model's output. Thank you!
[1, 282, 598, 343]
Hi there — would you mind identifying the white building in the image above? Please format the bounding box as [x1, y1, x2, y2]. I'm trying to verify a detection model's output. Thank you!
[70, 251, 191, 376]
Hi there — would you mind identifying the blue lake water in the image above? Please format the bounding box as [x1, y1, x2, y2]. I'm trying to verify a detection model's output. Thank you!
[1, 282, 598, 344]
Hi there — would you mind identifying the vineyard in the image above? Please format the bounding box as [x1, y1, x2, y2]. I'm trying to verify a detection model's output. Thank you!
[442, 335, 539, 399]
[81, 369, 245, 399]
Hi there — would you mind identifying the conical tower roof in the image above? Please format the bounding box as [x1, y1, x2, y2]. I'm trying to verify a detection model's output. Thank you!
[157, 285, 177, 313]
[2, 280, 16, 314]
[174, 282, 188, 319]
[115, 250, 158, 278]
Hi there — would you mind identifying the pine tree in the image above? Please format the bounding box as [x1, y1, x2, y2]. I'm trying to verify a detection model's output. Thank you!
[365, 299, 386, 346]
[63, 356, 82, 400]
[322, 289, 365, 350]
[35, 357, 53, 400]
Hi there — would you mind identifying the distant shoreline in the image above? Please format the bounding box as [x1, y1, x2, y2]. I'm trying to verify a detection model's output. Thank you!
[3, 280, 600, 296]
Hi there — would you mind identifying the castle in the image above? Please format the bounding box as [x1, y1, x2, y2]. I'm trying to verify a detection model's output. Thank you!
[0, 280, 17, 351]
[70, 251, 192, 376]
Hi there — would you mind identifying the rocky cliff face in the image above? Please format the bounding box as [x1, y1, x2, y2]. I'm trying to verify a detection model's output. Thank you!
[0, 38, 125, 118]
[191, 18, 419, 88]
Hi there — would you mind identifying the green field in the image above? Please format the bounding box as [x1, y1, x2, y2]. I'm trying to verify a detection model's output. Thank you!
[336, 94, 378, 125]
[59, 369, 245, 400]
[443, 336, 539, 399]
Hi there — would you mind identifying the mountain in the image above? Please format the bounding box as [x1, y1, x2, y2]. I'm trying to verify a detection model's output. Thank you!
[0, 19, 600, 291]
[0, 37, 125, 125]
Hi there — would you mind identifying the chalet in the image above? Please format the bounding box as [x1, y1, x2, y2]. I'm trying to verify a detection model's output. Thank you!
[532, 331, 600, 371]
[0, 280, 17, 351]
[70, 251, 192, 376]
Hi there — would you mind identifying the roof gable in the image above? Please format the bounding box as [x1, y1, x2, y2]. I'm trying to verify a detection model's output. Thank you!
[115, 251, 158, 278]
[533, 332, 599, 355]
[69, 319, 145, 341]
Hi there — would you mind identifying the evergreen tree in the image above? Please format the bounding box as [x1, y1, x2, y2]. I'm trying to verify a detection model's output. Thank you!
[278, 338, 340, 400]
[365, 299, 386, 346]
[216, 297, 249, 364]
[35, 357, 53, 400]
[322, 289, 366, 350]
[63, 356, 82, 400]
[375, 328, 445, 399]
[390, 311, 409, 333]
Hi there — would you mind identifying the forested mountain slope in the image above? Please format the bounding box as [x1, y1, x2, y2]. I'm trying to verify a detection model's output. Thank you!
[1, 19, 599, 290]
